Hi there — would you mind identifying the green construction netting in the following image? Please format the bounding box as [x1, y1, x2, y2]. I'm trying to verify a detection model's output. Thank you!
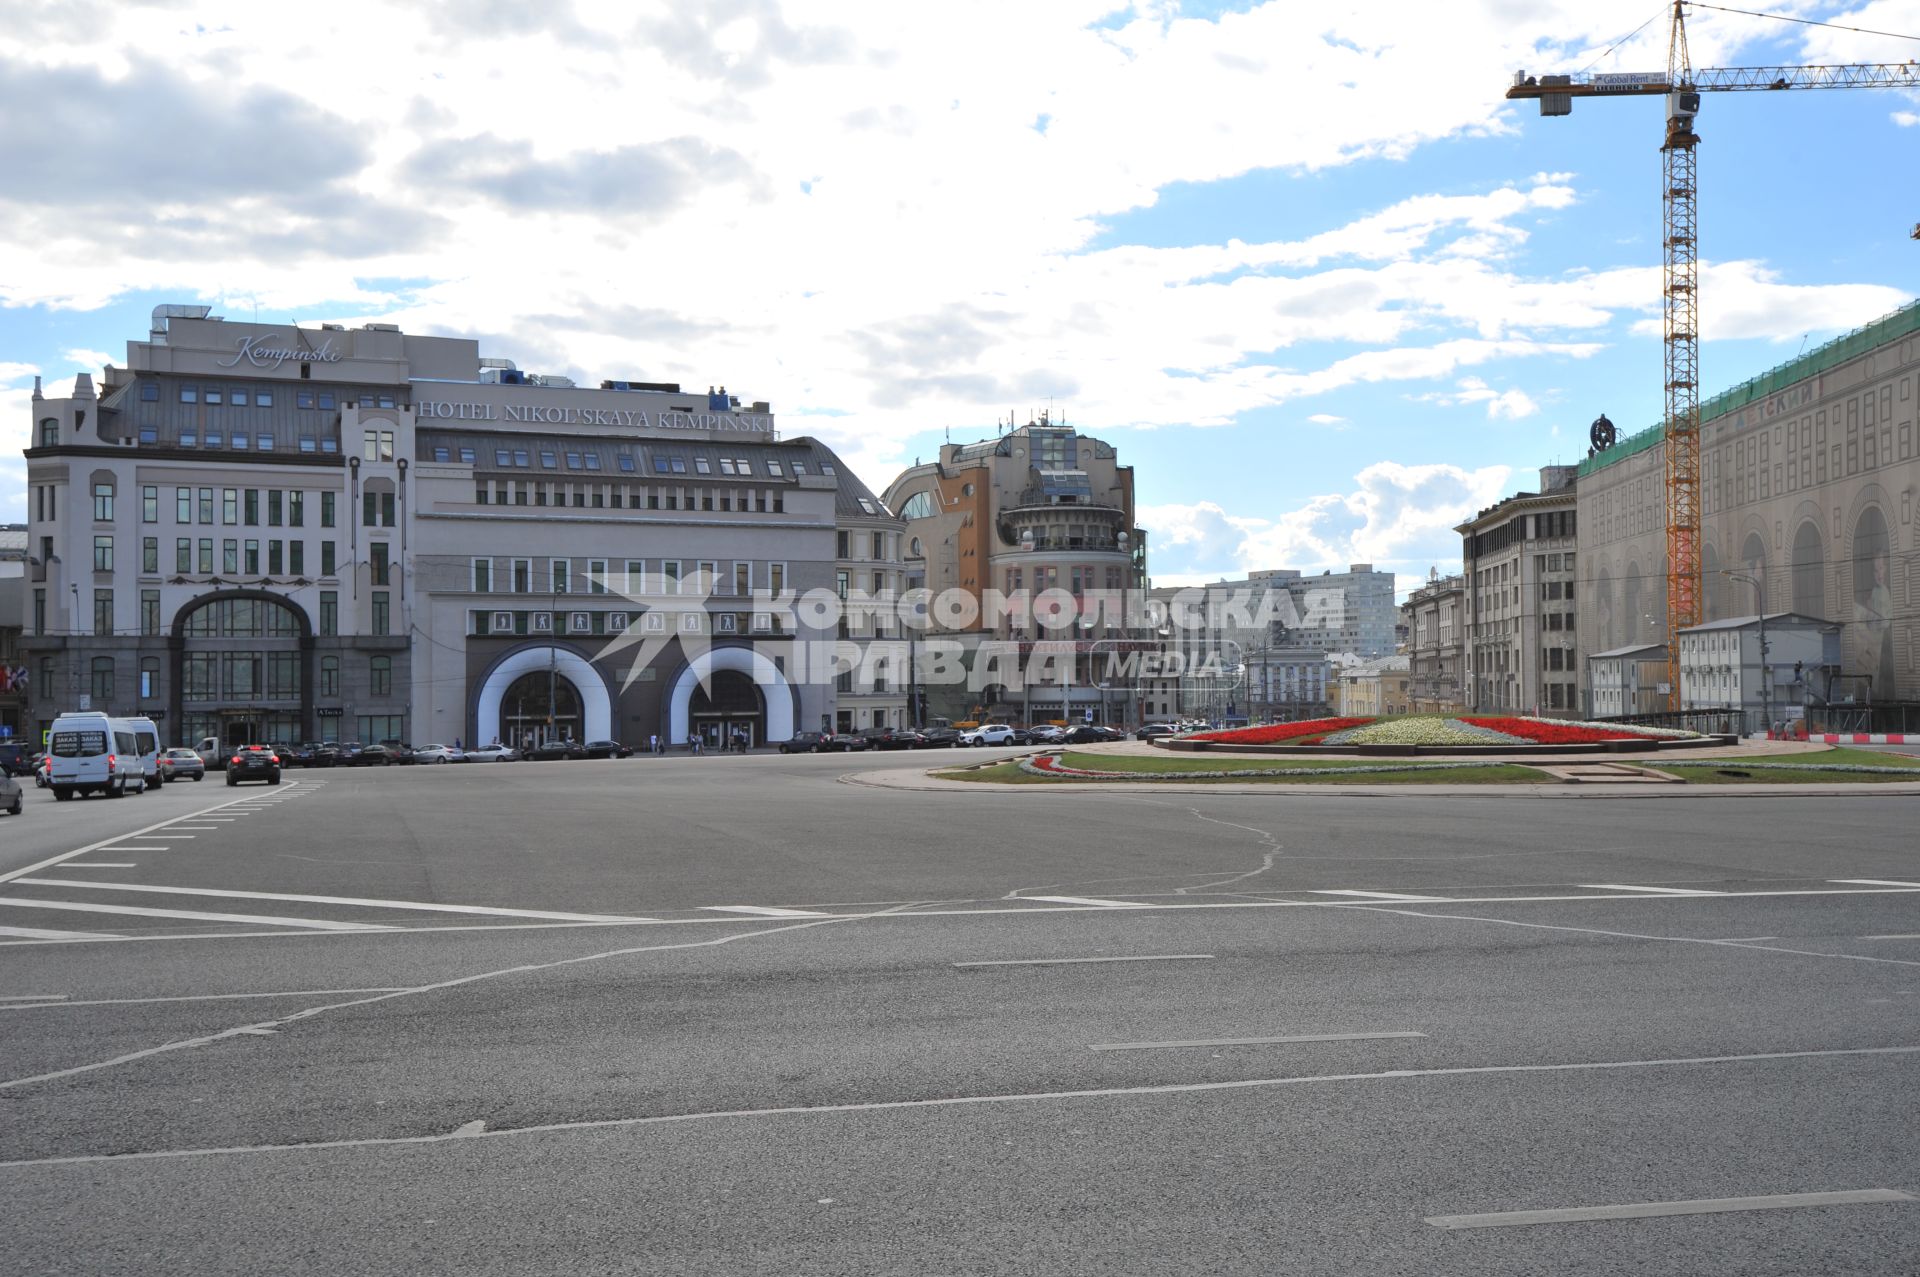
[1577, 298, 1920, 479]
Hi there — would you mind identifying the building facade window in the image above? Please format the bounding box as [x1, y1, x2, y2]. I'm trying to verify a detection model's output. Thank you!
[371, 591, 390, 636]
[319, 591, 338, 636]
[370, 655, 392, 697]
[93, 535, 113, 572]
[93, 483, 113, 521]
[473, 559, 492, 593]
[141, 486, 158, 523]
[320, 655, 339, 698]
[93, 590, 113, 637]
[91, 656, 114, 702]
[321, 492, 336, 528]
[140, 590, 160, 636]
[140, 657, 159, 700]
[142, 536, 158, 574]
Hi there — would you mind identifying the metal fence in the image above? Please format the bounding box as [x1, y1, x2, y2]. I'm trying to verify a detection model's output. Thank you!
[1807, 704, 1920, 735]
[1595, 709, 1750, 735]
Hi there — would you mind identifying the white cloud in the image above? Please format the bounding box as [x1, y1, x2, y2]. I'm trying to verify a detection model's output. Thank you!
[0, 0, 1900, 487]
[60, 348, 111, 369]
[0, 361, 39, 521]
[1412, 376, 1539, 419]
[1895, 111, 1919, 127]
[1139, 459, 1512, 586]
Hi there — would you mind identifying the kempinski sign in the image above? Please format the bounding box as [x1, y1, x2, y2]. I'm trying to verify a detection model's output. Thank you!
[217, 334, 345, 369]
[416, 400, 775, 434]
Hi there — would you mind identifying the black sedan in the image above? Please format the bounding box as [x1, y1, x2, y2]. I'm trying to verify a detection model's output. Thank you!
[779, 731, 837, 754]
[864, 727, 929, 751]
[530, 739, 588, 761]
[225, 745, 282, 786]
[345, 744, 395, 767]
[582, 740, 633, 759]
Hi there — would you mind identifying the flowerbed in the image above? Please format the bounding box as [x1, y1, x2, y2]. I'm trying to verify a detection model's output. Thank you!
[1461, 716, 1701, 745]
[1321, 718, 1515, 746]
[1184, 717, 1373, 745]
[1020, 754, 1495, 780]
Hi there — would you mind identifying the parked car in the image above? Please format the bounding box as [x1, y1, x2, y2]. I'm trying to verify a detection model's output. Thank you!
[225, 744, 282, 786]
[530, 739, 587, 761]
[467, 742, 520, 763]
[917, 725, 962, 748]
[0, 768, 21, 816]
[1135, 724, 1177, 741]
[960, 723, 1018, 746]
[277, 743, 316, 768]
[779, 731, 836, 754]
[581, 740, 633, 759]
[382, 740, 419, 765]
[0, 742, 35, 777]
[837, 731, 871, 752]
[157, 748, 206, 782]
[35, 754, 52, 788]
[413, 743, 467, 764]
[863, 727, 928, 751]
[1062, 725, 1126, 744]
[346, 744, 395, 767]
[1028, 725, 1066, 744]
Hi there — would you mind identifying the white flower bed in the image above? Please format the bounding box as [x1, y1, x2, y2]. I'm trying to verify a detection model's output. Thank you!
[1321, 717, 1520, 746]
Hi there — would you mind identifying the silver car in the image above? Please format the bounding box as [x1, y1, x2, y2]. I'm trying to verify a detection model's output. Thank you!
[0, 769, 21, 816]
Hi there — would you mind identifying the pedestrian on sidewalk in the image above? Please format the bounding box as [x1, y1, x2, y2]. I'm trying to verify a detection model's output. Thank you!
[648, 733, 659, 755]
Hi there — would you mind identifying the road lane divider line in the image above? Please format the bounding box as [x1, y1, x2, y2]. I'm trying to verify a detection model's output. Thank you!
[59, 864, 137, 869]
[1425, 1188, 1917, 1230]
[9, 879, 656, 924]
[698, 905, 832, 918]
[0, 924, 122, 940]
[1311, 890, 1452, 902]
[7, 1044, 1918, 1169]
[1021, 895, 1149, 908]
[0, 987, 412, 1011]
[1581, 884, 1723, 895]
[1834, 879, 1920, 889]
[0, 994, 69, 1002]
[100, 846, 171, 852]
[954, 954, 1214, 967]
[1090, 1031, 1426, 1051]
[0, 897, 387, 932]
[1862, 934, 1920, 941]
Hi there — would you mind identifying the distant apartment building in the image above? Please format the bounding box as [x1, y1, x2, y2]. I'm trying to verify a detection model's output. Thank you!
[1587, 643, 1670, 718]
[1457, 467, 1580, 716]
[1402, 571, 1466, 713]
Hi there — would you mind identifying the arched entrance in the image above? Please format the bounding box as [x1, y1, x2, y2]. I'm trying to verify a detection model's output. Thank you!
[689, 670, 765, 750]
[474, 645, 613, 747]
[500, 671, 583, 751]
[172, 591, 311, 750]
[666, 647, 795, 747]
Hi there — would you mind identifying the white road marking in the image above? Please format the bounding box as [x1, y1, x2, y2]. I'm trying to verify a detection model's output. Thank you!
[4, 1044, 1915, 1169]
[0, 994, 68, 1002]
[0, 924, 119, 940]
[1089, 1031, 1426, 1051]
[1581, 884, 1722, 895]
[167, 825, 220, 831]
[698, 905, 832, 918]
[146, 835, 197, 840]
[1021, 895, 1148, 908]
[59, 864, 137, 870]
[3, 883, 1920, 949]
[1311, 889, 1451, 902]
[1833, 879, 1920, 889]
[451, 1120, 487, 1137]
[0, 785, 298, 887]
[0, 988, 410, 1011]
[1862, 934, 1920, 942]
[953, 954, 1214, 967]
[11, 879, 656, 923]
[1425, 1188, 1917, 1230]
[101, 846, 172, 853]
[0, 897, 386, 932]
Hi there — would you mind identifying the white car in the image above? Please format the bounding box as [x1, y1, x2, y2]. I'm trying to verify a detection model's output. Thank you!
[413, 743, 467, 764]
[466, 743, 520, 763]
[961, 723, 1017, 746]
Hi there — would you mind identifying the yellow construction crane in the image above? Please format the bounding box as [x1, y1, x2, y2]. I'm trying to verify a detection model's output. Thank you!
[1507, 1, 1918, 708]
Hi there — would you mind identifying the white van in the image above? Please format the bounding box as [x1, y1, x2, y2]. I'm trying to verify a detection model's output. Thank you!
[124, 715, 162, 790]
[46, 712, 149, 801]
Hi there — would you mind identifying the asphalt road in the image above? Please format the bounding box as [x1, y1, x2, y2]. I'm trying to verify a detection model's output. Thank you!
[2, 751, 1918, 1275]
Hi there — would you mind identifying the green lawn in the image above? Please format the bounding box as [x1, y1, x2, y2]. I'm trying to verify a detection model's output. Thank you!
[1647, 745, 1920, 784]
[937, 753, 1551, 785]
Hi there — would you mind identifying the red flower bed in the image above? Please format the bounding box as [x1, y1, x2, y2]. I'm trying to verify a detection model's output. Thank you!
[1458, 717, 1641, 744]
[1186, 717, 1374, 745]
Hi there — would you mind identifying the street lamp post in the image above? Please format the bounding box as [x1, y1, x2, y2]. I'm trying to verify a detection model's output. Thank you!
[1723, 571, 1768, 736]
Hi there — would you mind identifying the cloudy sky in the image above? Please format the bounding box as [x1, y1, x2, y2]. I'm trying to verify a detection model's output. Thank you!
[3, 0, 1917, 595]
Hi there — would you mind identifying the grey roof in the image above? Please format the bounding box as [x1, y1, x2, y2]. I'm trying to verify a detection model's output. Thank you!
[787, 437, 899, 522]
[1681, 612, 1836, 632]
[1589, 643, 1667, 660]
[0, 527, 27, 557]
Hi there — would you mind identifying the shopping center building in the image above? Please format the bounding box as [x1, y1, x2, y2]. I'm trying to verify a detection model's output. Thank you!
[1575, 300, 1920, 715]
[19, 307, 904, 750]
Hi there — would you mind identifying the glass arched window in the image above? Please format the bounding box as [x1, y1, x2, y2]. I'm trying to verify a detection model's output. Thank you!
[39, 417, 59, 446]
[897, 490, 935, 521]
[181, 595, 304, 637]
[1791, 521, 1825, 617]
